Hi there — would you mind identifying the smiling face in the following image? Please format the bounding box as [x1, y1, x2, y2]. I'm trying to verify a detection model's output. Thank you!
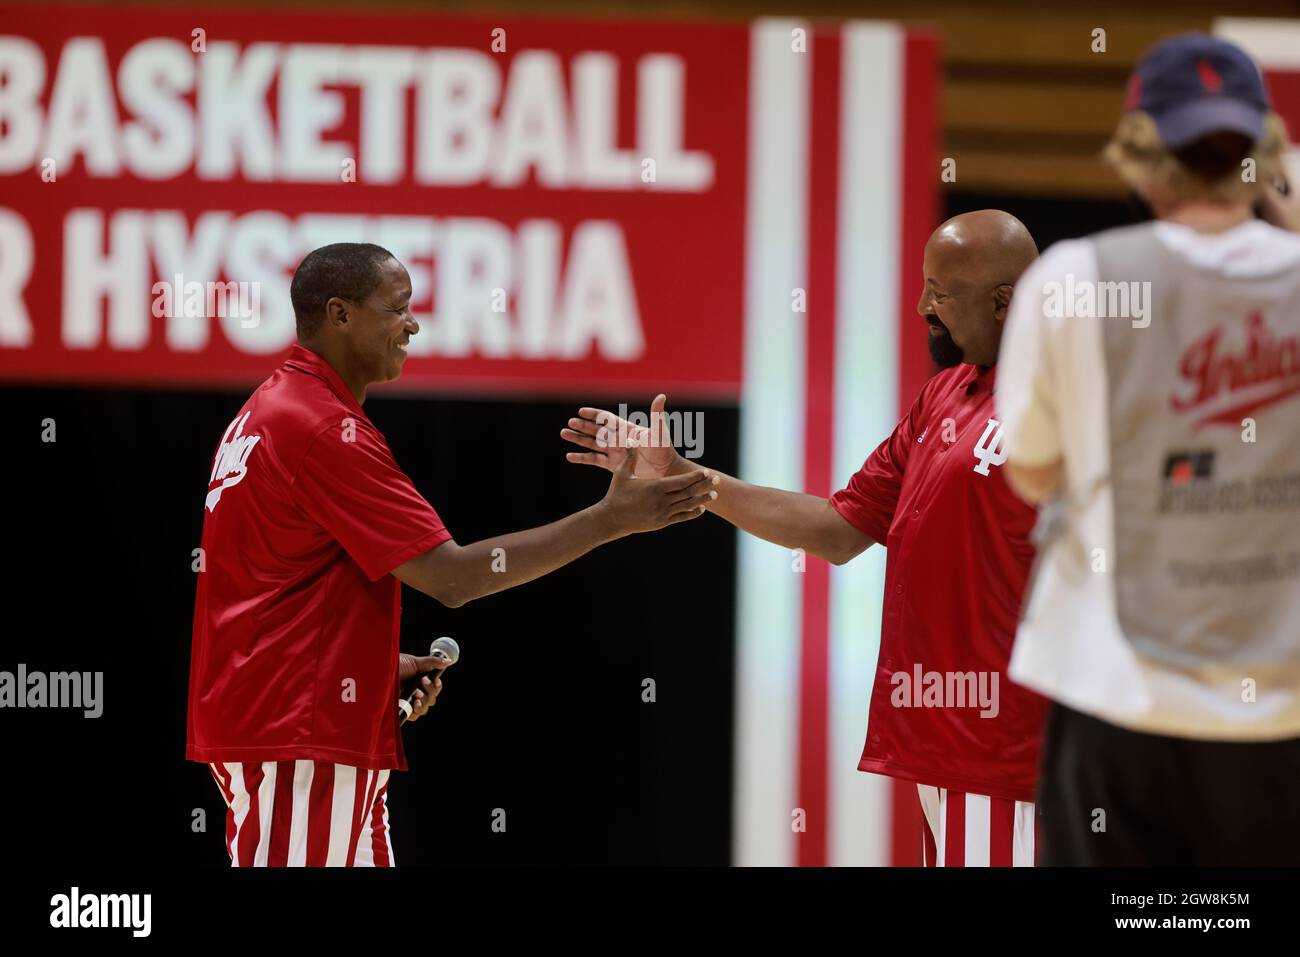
[917, 269, 968, 370]
[915, 223, 1013, 369]
[333, 257, 417, 385]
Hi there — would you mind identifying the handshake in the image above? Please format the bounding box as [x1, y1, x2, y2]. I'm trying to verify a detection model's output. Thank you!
[397, 393, 757, 611]
[560, 392, 720, 538]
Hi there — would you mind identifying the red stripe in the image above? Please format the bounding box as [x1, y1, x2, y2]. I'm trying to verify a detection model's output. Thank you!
[346, 770, 377, 868]
[371, 779, 391, 867]
[892, 778, 924, 867]
[210, 763, 238, 862]
[943, 791, 966, 867]
[796, 27, 841, 869]
[889, 26, 941, 868]
[921, 798, 937, 868]
[237, 762, 266, 867]
[306, 762, 335, 867]
[266, 760, 296, 867]
[897, 28, 941, 414]
[990, 797, 1015, 867]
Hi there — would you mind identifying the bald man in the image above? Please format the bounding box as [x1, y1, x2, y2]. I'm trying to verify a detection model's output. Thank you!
[564, 210, 1046, 866]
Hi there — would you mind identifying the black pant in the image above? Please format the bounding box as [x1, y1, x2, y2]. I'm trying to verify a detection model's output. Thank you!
[1037, 702, 1300, 865]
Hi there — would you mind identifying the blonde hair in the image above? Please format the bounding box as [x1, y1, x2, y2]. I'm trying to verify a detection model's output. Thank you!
[1102, 110, 1290, 204]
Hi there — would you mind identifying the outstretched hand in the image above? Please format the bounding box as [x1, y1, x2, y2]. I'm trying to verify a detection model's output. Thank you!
[562, 393, 685, 478]
[596, 444, 718, 536]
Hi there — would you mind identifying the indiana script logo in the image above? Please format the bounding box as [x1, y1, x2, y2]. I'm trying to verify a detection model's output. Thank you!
[1173, 311, 1300, 428]
[206, 411, 261, 512]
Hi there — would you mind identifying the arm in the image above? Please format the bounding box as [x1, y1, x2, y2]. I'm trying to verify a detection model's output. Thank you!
[394, 448, 717, 607]
[395, 503, 615, 607]
[702, 473, 873, 566]
[562, 394, 873, 566]
[1005, 459, 1064, 505]
[998, 241, 1078, 507]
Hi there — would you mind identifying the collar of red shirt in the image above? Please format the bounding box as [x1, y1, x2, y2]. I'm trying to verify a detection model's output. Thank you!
[283, 343, 368, 418]
[961, 362, 997, 395]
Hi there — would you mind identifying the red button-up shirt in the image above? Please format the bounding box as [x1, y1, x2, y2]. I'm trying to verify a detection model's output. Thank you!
[186, 344, 451, 771]
[831, 363, 1046, 801]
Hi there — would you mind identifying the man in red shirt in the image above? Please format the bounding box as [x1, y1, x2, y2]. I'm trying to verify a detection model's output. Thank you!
[563, 210, 1045, 866]
[188, 243, 717, 867]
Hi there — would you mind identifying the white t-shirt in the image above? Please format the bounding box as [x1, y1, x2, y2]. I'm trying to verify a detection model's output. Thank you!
[998, 219, 1300, 740]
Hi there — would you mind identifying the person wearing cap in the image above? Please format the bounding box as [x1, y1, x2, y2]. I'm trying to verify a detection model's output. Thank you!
[995, 32, 1300, 865]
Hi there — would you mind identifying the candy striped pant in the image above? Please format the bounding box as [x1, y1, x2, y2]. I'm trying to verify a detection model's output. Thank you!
[208, 761, 394, 867]
[918, 783, 1036, 867]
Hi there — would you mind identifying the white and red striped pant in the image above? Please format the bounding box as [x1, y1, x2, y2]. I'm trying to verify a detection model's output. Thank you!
[208, 761, 394, 867]
[918, 784, 1036, 867]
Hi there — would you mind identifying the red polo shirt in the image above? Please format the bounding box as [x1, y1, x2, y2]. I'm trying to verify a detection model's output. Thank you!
[831, 363, 1046, 802]
[186, 344, 451, 772]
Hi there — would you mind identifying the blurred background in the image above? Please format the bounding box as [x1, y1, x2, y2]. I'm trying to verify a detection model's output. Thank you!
[3, 0, 1298, 868]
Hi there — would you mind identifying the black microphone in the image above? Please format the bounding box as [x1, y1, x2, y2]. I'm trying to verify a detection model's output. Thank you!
[398, 636, 459, 724]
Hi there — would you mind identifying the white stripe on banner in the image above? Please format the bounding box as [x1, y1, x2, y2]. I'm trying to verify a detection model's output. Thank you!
[827, 22, 901, 867]
[733, 17, 811, 868]
[1215, 18, 1300, 68]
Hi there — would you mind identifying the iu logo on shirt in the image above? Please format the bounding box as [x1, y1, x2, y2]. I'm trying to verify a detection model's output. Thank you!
[972, 417, 1008, 476]
[206, 411, 262, 512]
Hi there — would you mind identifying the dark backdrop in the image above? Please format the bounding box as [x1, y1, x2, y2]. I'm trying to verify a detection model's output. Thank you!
[2, 386, 739, 867]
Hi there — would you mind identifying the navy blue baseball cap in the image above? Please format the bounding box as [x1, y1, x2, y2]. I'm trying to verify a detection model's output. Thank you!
[1124, 33, 1270, 149]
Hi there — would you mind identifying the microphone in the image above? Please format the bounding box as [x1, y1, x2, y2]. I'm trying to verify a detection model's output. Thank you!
[398, 636, 460, 724]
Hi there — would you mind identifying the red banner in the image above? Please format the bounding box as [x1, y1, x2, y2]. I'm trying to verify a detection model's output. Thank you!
[0, 5, 748, 396]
